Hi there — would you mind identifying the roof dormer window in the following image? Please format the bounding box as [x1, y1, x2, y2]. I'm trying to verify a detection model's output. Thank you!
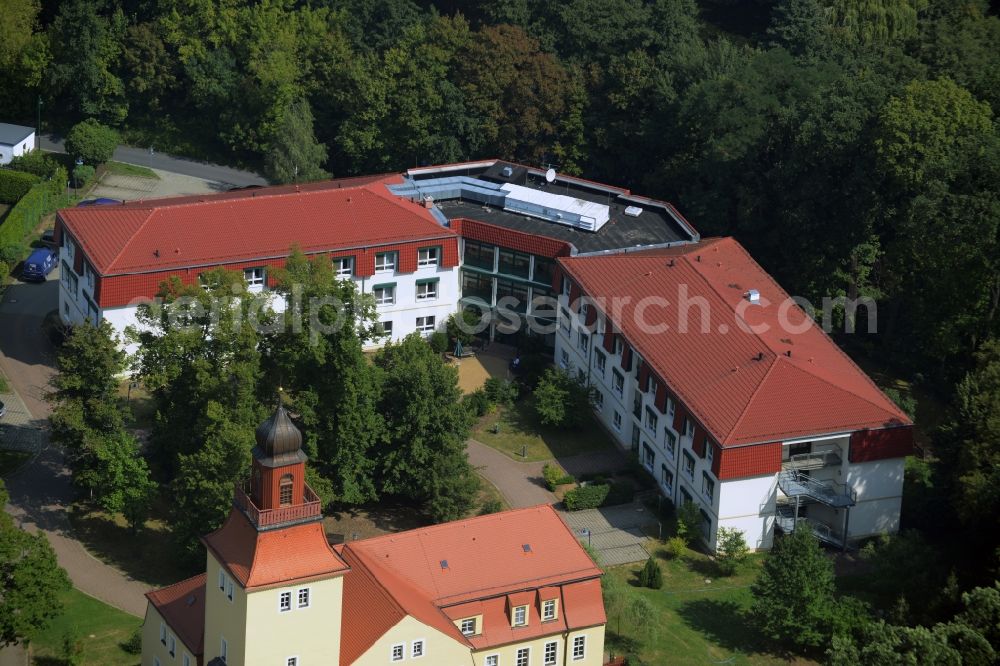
[512, 605, 528, 627]
[542, 598, 558, 621]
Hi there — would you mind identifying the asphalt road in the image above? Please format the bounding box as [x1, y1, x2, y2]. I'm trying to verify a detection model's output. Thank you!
[40, 133, 268, 188]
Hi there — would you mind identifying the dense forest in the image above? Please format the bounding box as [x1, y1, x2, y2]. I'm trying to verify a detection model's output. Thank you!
[3, 0, 998, 388]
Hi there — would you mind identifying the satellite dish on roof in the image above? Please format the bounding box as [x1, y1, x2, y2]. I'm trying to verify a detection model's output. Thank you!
[545, 168, 556, 183]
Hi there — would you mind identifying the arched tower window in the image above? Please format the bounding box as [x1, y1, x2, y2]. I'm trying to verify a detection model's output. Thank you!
[279, 474, 293, 507]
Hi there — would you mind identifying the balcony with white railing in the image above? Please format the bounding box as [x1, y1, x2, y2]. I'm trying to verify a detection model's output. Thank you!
[782, 448, 842, 471]
[233, 483, 322, 531]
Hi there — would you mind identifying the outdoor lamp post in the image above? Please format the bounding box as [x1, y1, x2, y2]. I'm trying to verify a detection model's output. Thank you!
[578, 528, 591, 548]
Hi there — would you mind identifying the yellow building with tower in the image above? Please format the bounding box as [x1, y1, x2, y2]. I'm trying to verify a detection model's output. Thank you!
[142, 406, 607, 666]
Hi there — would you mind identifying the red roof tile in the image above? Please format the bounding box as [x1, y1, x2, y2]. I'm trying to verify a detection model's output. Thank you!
[202, 512, 349, 590]
[58, 176, 454, 276]
[145, 574, 207, 656]
[559, 238, 911, 446]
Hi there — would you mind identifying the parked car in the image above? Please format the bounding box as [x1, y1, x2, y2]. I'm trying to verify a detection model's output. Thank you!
[76, 197, 122, 207]
[21, 247, 57, 282]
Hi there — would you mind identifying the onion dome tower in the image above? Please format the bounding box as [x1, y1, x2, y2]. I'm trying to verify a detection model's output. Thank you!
[249, 405, 309, 511]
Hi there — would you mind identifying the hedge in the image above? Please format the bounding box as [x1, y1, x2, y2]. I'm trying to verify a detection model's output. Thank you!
[563, 480, 634, 511]
[0, 167, 68, 252]
[0, 169, 41, 204]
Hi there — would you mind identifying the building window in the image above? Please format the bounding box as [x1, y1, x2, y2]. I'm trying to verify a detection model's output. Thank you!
[560, 307, 571, 334]
[85, 264, 95, 292]
[61, 260, 78, 295]
[375, 252, 396, 272]
[645, 406, 658, 432]
[416, 315, 435, 333]
[642, 443, 655, 471]
[416, 279, 438, 300]
[516, 648, 530, 666]
[168, 635, 175, 657]
[418, 247, 439, 266]
[183, 655, 191, 666]
[220, 637, 228, 663]
[279, 474, 293, 506]
[485, 656, 499, 666]
[333, 256, 353, 277]
[544, 641, 558, 665]
[373, 283, 395, 305]
[649, 375, 659, 397]
[559, 349, 569, 369]
[707, 441, 715, 464]
[498, 249, 530, 278]
[496, 278, 528, 313]
[702, 472, 715, 500]
[286, 658, 298, 666]
[573, 635, 586, 660]
[391, 644, 404, 662]
[685, 418, 695, 438]
[595, 350, 606, 376]
[461, 270, 493, 303]
[154, 658, 160, 666]
[594, 391, 604, 409]
[226, 578, 234, 601]
[297, 587, 310, 608]
[612, 369, 624, 397]
[379, 321, 393, 338]
[464, 240, 495, 270]
[683, 451, 695, 480]
[532, 257, 555, 285]
[279, 591, 291, 612]
[411, 640, 425, 658]
[665, 429, 677, 457]
[512, 605, 527, 627]
[542, 599, 557, 621]
[613, 411, 622, 431]
[661, 465, 673, 493]
[667, 397, 675, 418]
[218, 570, 225, 590]
[578, 332, 589, 353]
[460, 618, 476, 636]
[159, 622, 166, 645]
[244, 267, 265, 288]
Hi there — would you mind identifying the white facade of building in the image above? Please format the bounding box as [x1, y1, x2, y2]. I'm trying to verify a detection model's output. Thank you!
[0, 123, 35, 165]
[553, 299, 906, 552]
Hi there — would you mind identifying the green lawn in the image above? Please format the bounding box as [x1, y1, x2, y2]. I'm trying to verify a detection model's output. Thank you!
[104, 161, 160, 179]
[604, 546, 808, 665]
[472, 397, 616, 462]
[117, 380, 156, 430]
[29, 587, 141, 666]
[0, 449, 32, 476]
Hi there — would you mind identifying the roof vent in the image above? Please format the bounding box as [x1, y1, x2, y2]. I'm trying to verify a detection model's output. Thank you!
[755, 352, 764, 361]
[440, 559, 449, 570]
[422, 195, 434, 209]
[667, 259, 675, 267]
[501, 166, 513, 178]
[522, 544, 532, 554]
[624, 206, 643, 217]
[746, 289, 760, 303]
[785, 350, 792, 358]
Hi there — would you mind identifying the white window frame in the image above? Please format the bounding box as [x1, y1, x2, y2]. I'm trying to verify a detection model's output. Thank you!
[373, 284, 395, 306]
[683, 451, 695, 480]
[560, 308, 571, 333]
[685, 418, 695, 438]
[613, 369, 624, 397]
[220, 637, 228, 663]
[416, 280, 438, 301]
[485, 655, 499, 666]
[159, 622, 166, 645]
[542, 599, 557, 621]
[380, 320, 393, 337]
[702, 472, 715, 500]
[418, 247, 439, 266]
[643, 442, 655, 471]
[333, 256, 353, 277]
[595, 350, 606, 376]
[668, 397, 675, 418]
[218, 569, 225, 591]
[593, 390, 604, 409]
[665, 429, 677, 457]
[168, 634, 176, 657]
[613, 411, 622, 431]
[375, 251, 397, 272]
[645, 406, 658, 433]
[544, 641, 558, 665]
[416, 315, 435, 333]
[560, 349, 569, 369]
[226, 579, 234, 602]
[512, 605, 528, 627]
[183, 655, 191, 666]
[578, 331, 589, 353]
[279, 590, 292, 613]
[297, 587, 310, 609]
[707, 441, 715, 464]
[573, 635, 586, 660]
[154, 658, 160, 666]
[391, 643, 405, 662]
[244, 267, 265, 288]
[286, 658, 299, 666]
[661, 464, 673, 493]
[411, 639, 426, 659]
[460, 618, 476, 636]
[516, 647, 530, 666]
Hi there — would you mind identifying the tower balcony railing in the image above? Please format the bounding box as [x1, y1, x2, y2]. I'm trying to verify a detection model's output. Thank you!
[233, 483, 322, 530]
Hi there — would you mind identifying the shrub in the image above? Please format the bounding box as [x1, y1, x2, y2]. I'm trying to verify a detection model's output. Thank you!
[484, 377, 519, 406]
[715, 527, 750, 576]
[564, 483, 610, 511]
[121, 628, 143, 654]
[479, 498, 503, 515]
[676, 501, 702, 545]
[9, 150, 60, 177]
[0, 260, 9, 279]
[638, 556, 664, 589]
[664, 535, 687, 559]
[446, 310, 483, 346]
[0, 169, 41, 203]
[464, 389, 491, 417]
[0, 166, 68, 252]
[428, 330, 448, 353]
[72, 164, 96, 189]
[542, 464, 574, 490]
[533, 368, 593, 428]
[65, 118, 119, 165]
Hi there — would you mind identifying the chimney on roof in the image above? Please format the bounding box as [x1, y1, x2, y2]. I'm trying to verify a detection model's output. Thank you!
[755, 352, 764, 361]
[785, 350, 792, 358]
[746, 289, 760, 304]
[667, 259, 675, 267]
[422, 195, 434, 209]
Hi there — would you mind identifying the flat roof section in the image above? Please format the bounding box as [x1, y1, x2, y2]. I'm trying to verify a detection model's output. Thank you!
[0, 122, 34, 146]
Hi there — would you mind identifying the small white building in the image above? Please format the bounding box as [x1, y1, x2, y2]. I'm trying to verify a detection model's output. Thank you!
[0, 123, 36, 165]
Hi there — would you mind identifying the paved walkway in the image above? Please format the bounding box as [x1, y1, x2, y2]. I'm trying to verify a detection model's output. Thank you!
[561, 502, 658, 566]
[0, 277, 150, 619]
[467, 438, 556, 508]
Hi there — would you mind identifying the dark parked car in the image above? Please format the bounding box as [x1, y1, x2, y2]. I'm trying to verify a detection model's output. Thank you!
[22, 247, 57, 281]
[76, 197, 122, 207]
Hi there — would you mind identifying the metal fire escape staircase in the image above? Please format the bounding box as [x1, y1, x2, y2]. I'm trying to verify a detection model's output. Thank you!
[776, 470, 856, 549]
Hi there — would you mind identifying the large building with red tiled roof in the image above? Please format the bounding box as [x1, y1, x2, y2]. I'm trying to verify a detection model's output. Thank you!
[142, 406, 606, 666]
[554, 237, 912, 551]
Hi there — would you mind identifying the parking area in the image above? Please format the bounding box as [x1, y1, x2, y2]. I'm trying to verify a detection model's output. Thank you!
[561, 501, 659, 566]
[88, 166, 226, 202]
